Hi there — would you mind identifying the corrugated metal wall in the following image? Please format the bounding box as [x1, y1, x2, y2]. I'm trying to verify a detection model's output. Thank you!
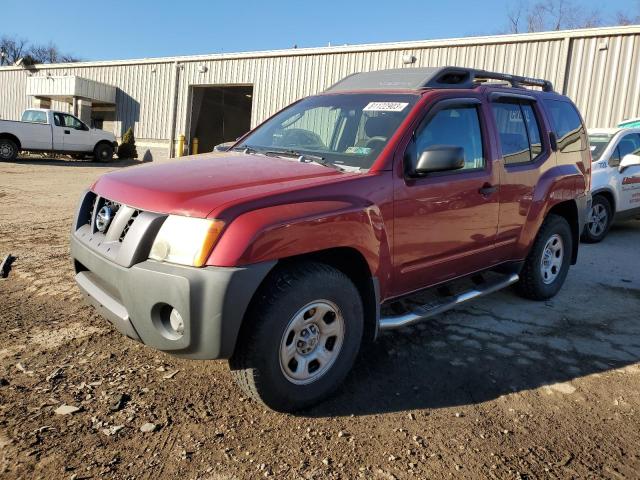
[0, 26, 638, 153]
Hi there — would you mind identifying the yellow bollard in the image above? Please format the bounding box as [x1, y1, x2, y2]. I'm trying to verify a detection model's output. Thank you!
[177, 134, 185, 157]
[192, 137, 199, 155]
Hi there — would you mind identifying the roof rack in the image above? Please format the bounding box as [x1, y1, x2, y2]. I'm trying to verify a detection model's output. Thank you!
[325, 66, 554, 93]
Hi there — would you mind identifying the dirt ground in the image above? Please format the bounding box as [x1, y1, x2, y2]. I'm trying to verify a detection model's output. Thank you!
[1, 156, 640, 480]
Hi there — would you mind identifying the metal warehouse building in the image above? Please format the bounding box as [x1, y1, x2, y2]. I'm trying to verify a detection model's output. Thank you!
[1, 25, 639, 161]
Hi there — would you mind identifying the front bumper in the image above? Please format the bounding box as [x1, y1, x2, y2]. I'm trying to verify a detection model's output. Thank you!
[71, 230, 275, 360]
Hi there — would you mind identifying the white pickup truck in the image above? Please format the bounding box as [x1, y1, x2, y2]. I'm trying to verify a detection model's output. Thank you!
[585, 127, 640, 242]
[0, 109, 117, 162]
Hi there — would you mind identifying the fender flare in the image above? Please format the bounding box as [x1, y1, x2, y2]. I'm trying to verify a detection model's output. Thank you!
[207, 199, 392, 293]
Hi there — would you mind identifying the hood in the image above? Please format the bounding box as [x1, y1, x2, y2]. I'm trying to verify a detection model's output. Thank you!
[92, 152, 346, 218]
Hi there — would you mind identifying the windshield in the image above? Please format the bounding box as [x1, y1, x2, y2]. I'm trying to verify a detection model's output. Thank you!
[589, 134, 613, 161]
[236, 93, 419, 170]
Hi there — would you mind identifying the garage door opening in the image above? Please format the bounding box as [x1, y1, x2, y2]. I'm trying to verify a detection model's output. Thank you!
[188, 85, 253, 153]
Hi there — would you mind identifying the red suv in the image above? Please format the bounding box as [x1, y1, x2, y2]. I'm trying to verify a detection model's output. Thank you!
[71, 67, 591, 411]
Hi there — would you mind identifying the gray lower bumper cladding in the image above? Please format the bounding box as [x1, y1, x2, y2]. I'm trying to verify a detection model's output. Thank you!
[71, 235, 275, 359]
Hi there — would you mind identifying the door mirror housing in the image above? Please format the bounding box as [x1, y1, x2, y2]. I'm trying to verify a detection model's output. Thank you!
[619, 153, 640, 172]
[409, 145, 465, 176]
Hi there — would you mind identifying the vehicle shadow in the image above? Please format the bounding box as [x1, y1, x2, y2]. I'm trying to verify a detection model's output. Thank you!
[306, 287, 640, 417]
[305, 223, 640, 417]
[6, 157, 142, 168]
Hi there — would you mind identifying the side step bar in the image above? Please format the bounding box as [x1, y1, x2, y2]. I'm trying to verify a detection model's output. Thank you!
[379, 273, 520, 331]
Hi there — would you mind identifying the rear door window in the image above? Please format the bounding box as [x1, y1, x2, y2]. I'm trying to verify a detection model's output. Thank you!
[544, 100, 585, 153]
[492, 102, 542, 165]
[21, 110, 47, 124]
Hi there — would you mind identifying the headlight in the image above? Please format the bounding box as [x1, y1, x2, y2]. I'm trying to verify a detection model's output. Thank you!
[149, 215, 225, 267]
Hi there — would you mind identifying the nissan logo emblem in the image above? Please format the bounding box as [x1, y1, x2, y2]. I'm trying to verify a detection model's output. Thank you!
[96, 205, 114, 233]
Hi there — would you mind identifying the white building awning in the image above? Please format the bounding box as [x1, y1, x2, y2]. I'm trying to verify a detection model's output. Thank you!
[26, 75, 116, 104]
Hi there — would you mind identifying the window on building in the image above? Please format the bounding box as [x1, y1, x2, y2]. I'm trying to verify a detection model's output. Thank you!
[414, 105, 485, 171]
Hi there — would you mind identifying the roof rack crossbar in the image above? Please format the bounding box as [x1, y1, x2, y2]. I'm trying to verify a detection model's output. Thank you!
[468, 69, 554, 92]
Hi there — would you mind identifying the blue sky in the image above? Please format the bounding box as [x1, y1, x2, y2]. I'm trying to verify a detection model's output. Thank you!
[2, 0, 637, 61]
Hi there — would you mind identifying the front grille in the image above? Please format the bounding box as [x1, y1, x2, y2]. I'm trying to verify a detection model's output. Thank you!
[119, 209, 140, 242]
[85, 193, 141, 243]
[75, 191, 167, 268]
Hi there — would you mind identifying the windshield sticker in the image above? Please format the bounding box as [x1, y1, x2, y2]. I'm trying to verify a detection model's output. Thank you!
[346, 146, 372, 155]
[363, 102, 409, 112]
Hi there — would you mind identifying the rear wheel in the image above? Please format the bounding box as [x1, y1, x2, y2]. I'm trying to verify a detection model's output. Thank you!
[516, 214, 573, 300]
[93, 143, 114, 162]
[229, 262, 363, 412]
[582, 195, 612, 243]
[0, 138, 18, 161]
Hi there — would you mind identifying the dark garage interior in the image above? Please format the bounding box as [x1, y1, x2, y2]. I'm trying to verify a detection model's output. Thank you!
[189, 85, 253, 153]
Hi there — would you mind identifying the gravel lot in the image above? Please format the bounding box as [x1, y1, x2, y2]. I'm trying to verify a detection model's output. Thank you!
[1, 156, 640, 479]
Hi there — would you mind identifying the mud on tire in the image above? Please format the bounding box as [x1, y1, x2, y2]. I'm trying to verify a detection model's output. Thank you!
[516, 214, 573, 301]
[229, 261, 364, 412]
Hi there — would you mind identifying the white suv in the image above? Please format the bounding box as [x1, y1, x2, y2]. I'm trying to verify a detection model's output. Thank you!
[585, 128, 640, 242]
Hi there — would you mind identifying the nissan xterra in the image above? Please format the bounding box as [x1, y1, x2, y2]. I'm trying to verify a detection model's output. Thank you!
[71, 67, 591, 411]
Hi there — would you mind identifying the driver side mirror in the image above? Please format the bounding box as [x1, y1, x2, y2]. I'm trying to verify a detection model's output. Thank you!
[619, 153, 640, 172]
[408, 145, 465, 177]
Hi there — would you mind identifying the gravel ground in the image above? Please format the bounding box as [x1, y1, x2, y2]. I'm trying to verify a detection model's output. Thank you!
[1, 156, 640, 479]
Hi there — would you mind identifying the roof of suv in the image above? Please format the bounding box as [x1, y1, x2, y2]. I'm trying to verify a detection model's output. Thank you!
[326, 66, 554, 93]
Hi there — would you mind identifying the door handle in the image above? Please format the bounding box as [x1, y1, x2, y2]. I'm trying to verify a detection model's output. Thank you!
[64, 130, 70, 134]
[479, 183, 498, 196]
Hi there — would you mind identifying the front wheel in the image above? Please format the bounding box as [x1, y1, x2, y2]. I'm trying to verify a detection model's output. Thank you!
[516, 214, 573, 300]
[93, 143, 114, 162]
[0, 138, 18, 161]
[229, 262, 364, 412]
[581, 195, 612, 243]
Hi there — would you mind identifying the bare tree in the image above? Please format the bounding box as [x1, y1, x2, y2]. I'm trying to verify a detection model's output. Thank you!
[616, 0, 640, 25]
[0, 35, 79, 65]
[0, 36, 28, 65]
[504, 0, 603, 33]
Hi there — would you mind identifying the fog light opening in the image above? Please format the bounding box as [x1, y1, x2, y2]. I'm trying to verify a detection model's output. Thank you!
[153, 303, 185, 340]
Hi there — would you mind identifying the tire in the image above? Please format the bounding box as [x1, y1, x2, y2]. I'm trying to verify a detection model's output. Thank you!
[93, 143, 114, 162]
[229, 262, 364, 412]
[0, 138, 18, 161]
[581, 195, 612, 243]
[516, 214, 573, 301]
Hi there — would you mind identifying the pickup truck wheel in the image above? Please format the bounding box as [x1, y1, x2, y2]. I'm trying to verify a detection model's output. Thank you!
[93, 143, 114, 162]
[516, 214, 572, 300]
[0, 138, 18, 161]
[581, 195, 612, 243]
[229, 262, 364, 412]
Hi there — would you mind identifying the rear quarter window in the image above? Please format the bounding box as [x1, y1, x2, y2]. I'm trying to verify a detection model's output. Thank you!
[543, 99, 586, 153]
